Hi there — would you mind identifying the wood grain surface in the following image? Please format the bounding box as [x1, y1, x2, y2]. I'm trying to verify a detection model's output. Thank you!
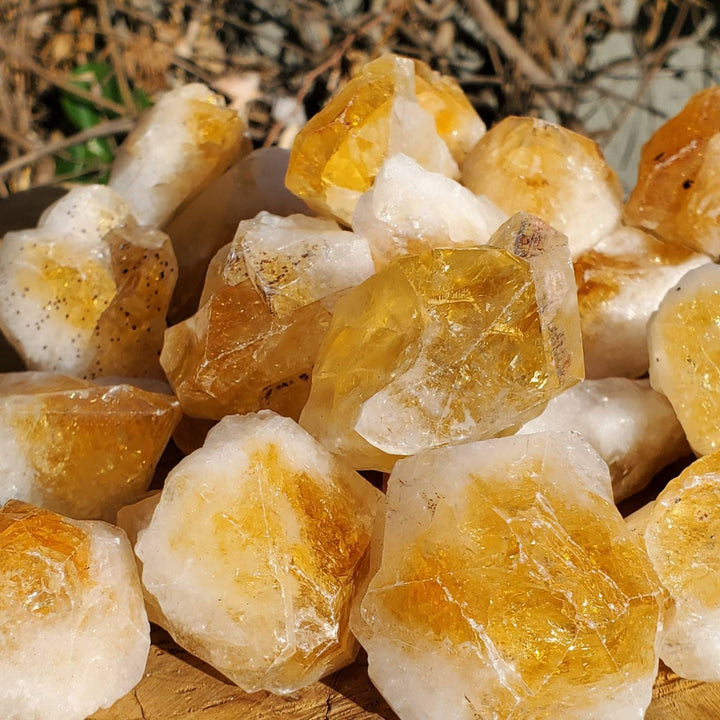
[3, 187, 720, 719]
[88, 628, 720, 720]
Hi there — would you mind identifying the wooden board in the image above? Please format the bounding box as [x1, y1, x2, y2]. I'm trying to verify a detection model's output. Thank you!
[3, 187, 720, 719]
[87, 628, 720, 720]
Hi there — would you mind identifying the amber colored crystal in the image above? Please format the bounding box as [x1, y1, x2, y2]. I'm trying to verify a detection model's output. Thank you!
[574, 226, 708, 378]
[109, 84, 248, 228]
[286, 54, 483, 223]
[625, 87, 720, 256]
[0, 223, 177, 380]
[162, 214, 373, 422]
[135, 412, 382, 694]
[0, 372, 180, 520]
[161, 272, 331, 421]
[0, 500, 90, 617]
[412, 60, 484, 162]
[648, 263, 720, 456]
[0, 499, 150, 720]
[300, 213, 583, 471]
[628, 453, 720, 681]
[461, 116, 623, 257]
[648, 456, 720, 607]
[354, 433, 664, 720]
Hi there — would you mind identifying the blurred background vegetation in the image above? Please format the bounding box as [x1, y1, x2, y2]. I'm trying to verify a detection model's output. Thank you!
[0, 0, 717, 195]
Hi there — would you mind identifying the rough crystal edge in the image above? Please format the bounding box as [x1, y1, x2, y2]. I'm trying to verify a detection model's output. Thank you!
[490, 212, 585, 388]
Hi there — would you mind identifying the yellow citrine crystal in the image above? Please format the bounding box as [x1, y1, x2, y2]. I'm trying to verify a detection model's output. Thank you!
[286, 54, 484, 223]
[0, 186, 178, 380]
[648, 263, 720, 455]
[630, 453, 720, 680]
[461, 116, 623, 257]
[0, 372, 180, 520]
[300, 212, 583, 471]
[161, 267, 331, 421]
[624, 86, 720, 257]
[574, 226, 708, 378]
[161, 214, 374, 421]
[109, 83, 248, 228]
[0, 500, 149, 720]
[353, 433, 664, 720]
[135, 412, 382, 695]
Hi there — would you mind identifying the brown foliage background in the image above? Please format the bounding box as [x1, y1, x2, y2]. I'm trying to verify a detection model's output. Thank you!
[0, 0, 717, 194]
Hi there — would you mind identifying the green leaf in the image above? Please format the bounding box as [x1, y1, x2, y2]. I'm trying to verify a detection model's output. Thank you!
[54, 59, 154, 181]
[59, 94, 103, 132]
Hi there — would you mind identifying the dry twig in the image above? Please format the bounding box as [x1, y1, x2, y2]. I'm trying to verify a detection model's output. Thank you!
[0, 117, 134, 179]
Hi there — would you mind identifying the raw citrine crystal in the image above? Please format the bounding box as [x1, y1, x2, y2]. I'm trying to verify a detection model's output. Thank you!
[286, 54, 484, 223]
[166, 147, 309, 322]
[0, 372, 180, 520]
[300, 212, 583, 472]
[352, 153, 507, 267]
[134, 411, 382, 695]
[0, 500, 149, 720]
[161, 214, 374, 421]
[574, 226, 708, 378]
[109, 83, 248, 228]
[629, 453, 720, 681]
[353, 433, 664, 720]
[0, 185, 177, 379]
[412, 59, 485, 162]
[115, 493, 166, 626]
[236, 212, 375, 317]
[518, 378, 689, 502]
[461, 116, 623, 257]
[624, 87, 720, 256]
[648, 263, 720, 455]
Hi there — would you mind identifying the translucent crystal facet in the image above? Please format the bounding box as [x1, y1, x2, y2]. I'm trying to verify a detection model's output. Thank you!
[352, 153, 507, 267]
[574, 226, 709, 378]
[0, 372, 180, 520]
[300, 212, 583, 471]
[630, 454, 720, 680]
[135, 411, 382, 695]
[648, 264, 720, 455]
[0, 500, 149, 720]
[354, 433, 664, 720]
[461, 116, 623, 257]
[518, 378, 690, 502]
[624, 87, 720, 257]
[0, 186, 177, 379]
[236, 212, 375, 317]
[109, 83, 248, 227]
[161, 214, 374, 421]
[166, 147, 309, 322]
[286, 54, 484, 223]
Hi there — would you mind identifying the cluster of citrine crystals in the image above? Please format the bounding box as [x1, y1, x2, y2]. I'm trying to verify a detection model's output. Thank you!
[629, 454, 720, 681]
[0, 372, 180, 520]
[285, 54, 484, 223]
[166, 147, 309, 323]
[0, 500, 150, 720]
[0, 185, 177, 380]
[353, 433, 665, 720]
[236, 212, 375, 317]
[109, 83, 249, 228]
[300, 212, 583, 472]
[574, 226, 709, 379]
[624, 87, 720, 257]
[135, 412, 382, 695]
[352, 153, 507, 267]
[461, 116, 623, 258]
[518, 378, 690, 502]
[161, 213, 374, 421]
[648, 263, 720, 456]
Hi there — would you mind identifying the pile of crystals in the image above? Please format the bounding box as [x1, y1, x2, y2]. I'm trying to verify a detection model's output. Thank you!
[5, 53, 720, 720]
